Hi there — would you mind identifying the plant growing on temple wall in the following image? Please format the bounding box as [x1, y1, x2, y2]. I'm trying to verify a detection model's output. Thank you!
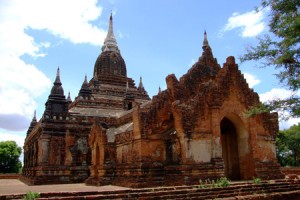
[23, 191, 40, 200]
[253, 177, 262, 184]
[198, 177, 231, 188]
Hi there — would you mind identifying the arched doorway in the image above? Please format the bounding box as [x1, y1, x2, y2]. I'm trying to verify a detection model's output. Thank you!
[163, 129, 181, 165]
[221, 117, 240, 180]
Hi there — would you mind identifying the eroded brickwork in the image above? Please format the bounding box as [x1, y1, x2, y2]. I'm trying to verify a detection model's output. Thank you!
[22, 17, 283, 186]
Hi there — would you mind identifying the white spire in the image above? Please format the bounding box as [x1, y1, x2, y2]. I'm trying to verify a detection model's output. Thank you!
[101, 13, 120, 53]
[57, 67, 60, 76]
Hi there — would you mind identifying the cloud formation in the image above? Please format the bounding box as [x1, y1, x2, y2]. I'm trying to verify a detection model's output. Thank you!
[242, 74, 299, 129]
[220, 9, 267, 37]
[0, 131, 25, 148]
[0, 0, 105, 132]
[259, 88, 300, 129]
[243, 73, 261, 88]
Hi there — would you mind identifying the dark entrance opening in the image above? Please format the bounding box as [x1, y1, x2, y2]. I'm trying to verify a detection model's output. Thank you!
[221, 117, 240, 180]
[127, 102, 132, 110]
[165, 139, 173, 164]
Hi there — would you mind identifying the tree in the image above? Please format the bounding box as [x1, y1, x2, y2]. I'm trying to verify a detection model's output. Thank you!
[0, 141, 22, 173]
[240, 0, 300, 118]
[276, 123, 300, 166]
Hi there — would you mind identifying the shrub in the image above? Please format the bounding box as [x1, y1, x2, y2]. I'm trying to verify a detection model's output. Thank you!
[23, 191, 40, 200]
[253, 177, 262, 185]
[198, 177, 230, 188]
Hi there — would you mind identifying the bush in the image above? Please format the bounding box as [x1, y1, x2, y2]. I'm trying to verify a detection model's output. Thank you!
[253, 177, 262, 185]
[23, 191, 40, 200]
[198, 177, 231, 188]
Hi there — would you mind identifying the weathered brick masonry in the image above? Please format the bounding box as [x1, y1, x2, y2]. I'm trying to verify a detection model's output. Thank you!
[22, 15, 283, 187]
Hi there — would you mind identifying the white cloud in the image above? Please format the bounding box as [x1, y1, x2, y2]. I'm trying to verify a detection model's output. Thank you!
[0, 55, 51, 131]
[0, 130, 26, 163]
[259, 88, 296, 103]
[0, 0, 106, 46]
[0, 130, 25, 148]
[243, 73, 261, 88]
[0, 56, 51, 115]
[117, 30, 124, 39]
[259, 88, 300, 130]
[220, 9, 267, 38]
[280, 118, 300, 130]
[0, 0, 106, 131]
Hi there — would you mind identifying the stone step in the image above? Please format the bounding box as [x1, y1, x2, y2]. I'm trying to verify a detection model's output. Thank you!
[37, 181, 300, 200]
[3, 180, 299, 200]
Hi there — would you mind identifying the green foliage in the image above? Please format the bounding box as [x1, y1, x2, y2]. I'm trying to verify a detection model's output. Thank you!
[276, 123, 300, 166]
[0, 141, 22, 173]
[253, 177, 262, 184]
[244, 103, 272, 117]
[244, 99, 300, 120]
[218, 177, 230, 187]
[198, 177, 231, 188]
[240, 0, 300, 118]
[23, 191, 40, 200]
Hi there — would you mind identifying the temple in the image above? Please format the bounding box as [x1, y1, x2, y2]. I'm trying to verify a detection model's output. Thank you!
[22, 15, 283, 186]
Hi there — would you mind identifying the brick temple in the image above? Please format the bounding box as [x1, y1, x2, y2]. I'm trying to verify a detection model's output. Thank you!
[22, 15, 284, 186]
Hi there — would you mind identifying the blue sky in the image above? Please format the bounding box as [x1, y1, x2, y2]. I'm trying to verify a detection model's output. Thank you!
[0, 0, 299, 147]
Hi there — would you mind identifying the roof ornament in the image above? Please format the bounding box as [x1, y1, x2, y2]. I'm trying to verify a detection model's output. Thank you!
[54, 67, 62, 85]
[50, 67, 64, 96]
[201, 31, 214, 59]
[203, 31, 210, 48]
[81, 74, 89, 89]
[138, 76, 144, 90]
[33, 110, 37, 121]
[26, 110, 38, 137]
[67, 92, 72, 103]
[84, 74, 88, 84]
[78, 75, 92, 98]
[101, 13, 120, 53]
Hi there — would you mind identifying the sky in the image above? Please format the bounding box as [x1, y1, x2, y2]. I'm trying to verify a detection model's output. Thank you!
[0, 0, 299, 148]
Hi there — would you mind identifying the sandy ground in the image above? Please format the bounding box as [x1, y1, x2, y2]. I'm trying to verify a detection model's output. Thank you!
[0, 179, 129, 195]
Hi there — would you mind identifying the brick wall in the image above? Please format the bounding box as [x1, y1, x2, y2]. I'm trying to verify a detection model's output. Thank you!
[0, 174, 20, 179]
[281, 167, 300, 175]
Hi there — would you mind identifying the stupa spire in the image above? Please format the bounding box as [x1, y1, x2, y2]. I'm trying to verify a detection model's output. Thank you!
[67, 92, 72, 103]
[49, 67, 64, 97]
[138, 76, 144, 90]
[201, 31, 214, 59]
[78, 75, 92, 99]
[84, 74, 88, 84]
[33, 110, 37, 121]
[26, 110, 37, 137]
[203, 31, 210, 48]
[54, 67, 62, 85]
[102, 13, 119, 53]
